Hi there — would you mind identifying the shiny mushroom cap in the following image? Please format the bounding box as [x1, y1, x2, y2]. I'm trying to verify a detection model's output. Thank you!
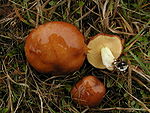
[25, 21, 87, 74]
[71, 75, 106, 106]
[87, 33, 122, 71]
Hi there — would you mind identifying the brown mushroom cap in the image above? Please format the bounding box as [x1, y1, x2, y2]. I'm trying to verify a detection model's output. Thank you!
[25, 21, 87, 73]
[71, 75, 106, 106]
[87, 33, 122, 69]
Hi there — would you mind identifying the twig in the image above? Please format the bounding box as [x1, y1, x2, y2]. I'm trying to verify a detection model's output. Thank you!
[38, 92, 44, 113]
[74, 6, 96, 23]
[93, 107, 149, 111]
[132, 77, 150, 92]
[0, 17, 14, 24]
[41, 0, 50, 9]
[36, 0, 40, 27]
[7, 78, 13, 113]
[14, 93, 23, 113]
[44, 0, 67, 11]
[9, 0, 51, 21]
[125, 20, 150, 47]
[128, 64, 132, 107]
[30, 72, 43, 113]
[2, 61, 29, 87]
[131, 66, 150, 82]
[107, 73, 150, 112]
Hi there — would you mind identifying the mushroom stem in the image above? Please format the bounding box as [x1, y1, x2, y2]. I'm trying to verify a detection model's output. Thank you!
[101, 47, 115, 71]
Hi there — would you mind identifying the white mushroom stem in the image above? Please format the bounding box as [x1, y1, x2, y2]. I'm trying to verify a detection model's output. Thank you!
[101, 47, 115, 71]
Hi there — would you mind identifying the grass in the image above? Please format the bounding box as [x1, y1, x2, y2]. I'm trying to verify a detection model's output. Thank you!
[0, 0, 150, 113]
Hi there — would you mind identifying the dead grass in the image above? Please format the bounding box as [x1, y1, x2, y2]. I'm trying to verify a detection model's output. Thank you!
[0, 0, 150, 113]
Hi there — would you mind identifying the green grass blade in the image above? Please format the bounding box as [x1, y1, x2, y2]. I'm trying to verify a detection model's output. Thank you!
[124, 20, 150, 52]
[129, 51, 150, 75]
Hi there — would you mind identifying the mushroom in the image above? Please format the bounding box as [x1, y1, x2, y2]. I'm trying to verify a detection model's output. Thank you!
[71, 75, 106, 106]
[87, 33, 123, 71]
[25, 21, 87, 73]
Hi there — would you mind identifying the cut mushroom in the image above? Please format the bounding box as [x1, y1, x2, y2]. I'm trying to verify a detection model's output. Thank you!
[71, 75, 106, 106]
[87, 33, 122, 71]
[25, 21, 87, 74]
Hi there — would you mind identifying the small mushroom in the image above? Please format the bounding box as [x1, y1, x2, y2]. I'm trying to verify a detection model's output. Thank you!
[25, 21, 87, 73]
[87, 33, 123, 71]
[71, 75, 106, 106]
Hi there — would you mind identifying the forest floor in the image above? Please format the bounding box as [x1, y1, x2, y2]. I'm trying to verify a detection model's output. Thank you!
[0, 0, 150, 113]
